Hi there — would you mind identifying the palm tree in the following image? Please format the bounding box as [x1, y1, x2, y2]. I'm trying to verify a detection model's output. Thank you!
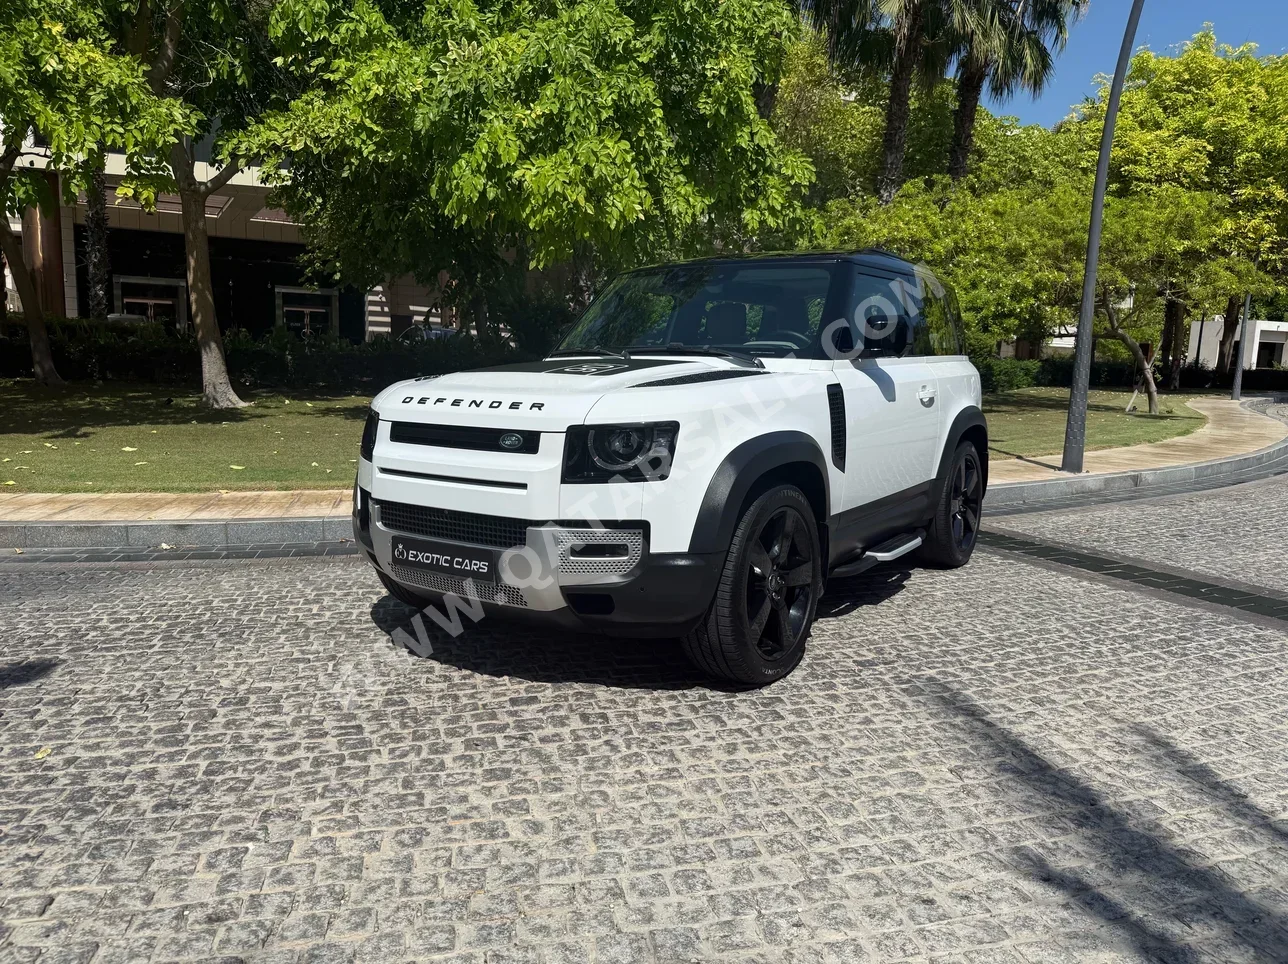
[804, 0, 966, 204]
[948, 0, 1084, 181]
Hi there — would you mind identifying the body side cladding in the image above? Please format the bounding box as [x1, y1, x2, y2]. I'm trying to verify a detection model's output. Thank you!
[688, 431, 831, 555]
[934, 406, 989, 500]
[827, 481, 933, 566]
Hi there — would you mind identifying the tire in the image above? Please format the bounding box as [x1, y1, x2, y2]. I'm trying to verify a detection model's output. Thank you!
[918, 440, 984, 568]
[682, 485, 823, 686]
[377, 570, 435, 610]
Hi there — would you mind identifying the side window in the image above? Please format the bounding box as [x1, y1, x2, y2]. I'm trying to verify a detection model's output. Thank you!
[907, 268, 964, 356]
[845, 268, 911, 358]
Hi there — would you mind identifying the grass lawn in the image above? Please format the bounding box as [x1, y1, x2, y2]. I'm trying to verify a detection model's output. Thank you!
[0, 381, 1207, 492]
[984, 387, 1206, 462]
[0, 381, 368, 493]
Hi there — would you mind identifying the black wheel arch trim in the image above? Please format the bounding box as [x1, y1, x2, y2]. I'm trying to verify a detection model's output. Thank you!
[688, 431, 831, 555]
[934, 406, 989, 500]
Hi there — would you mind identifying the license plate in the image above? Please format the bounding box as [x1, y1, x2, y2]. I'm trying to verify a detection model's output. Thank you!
[390, 535, 498, 584]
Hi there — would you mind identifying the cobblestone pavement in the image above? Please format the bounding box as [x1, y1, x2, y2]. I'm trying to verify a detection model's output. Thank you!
[992, 473, 1288, 595]
[3, 498, 1288, 962]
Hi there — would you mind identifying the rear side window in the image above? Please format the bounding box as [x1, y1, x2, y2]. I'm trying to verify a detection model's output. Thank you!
[905, 268, 964, 356]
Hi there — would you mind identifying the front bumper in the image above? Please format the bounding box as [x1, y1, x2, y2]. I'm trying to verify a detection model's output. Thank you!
[354, 488, 720, 636]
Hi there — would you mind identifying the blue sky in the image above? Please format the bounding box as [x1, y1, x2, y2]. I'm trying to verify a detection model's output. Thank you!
[984, 0, 1288, 128]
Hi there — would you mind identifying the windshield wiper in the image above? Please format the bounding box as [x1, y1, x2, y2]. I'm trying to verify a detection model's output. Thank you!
[640, 343, 764, 368]
[547, 346, 623, 358]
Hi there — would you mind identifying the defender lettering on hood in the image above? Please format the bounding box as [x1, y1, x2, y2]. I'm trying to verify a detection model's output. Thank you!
[400, 396, 546, 411]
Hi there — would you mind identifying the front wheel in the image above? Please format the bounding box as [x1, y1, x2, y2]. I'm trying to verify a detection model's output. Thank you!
[918, 441, 984, 568]
[682, 485, 823, 686]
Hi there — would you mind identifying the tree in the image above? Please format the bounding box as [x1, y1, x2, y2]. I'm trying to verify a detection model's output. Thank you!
[1100, 29, 1288, 377]
[117, 1, 285, 408]
[243, 0, 813, 313]
[0, 0, 184, 383]
[806, 0, 968, 204]
[948, 0, 1083, 180]
[771, 28, 956, 206]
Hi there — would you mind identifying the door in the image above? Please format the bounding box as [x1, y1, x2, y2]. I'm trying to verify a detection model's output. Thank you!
[829, 266, 942, 553]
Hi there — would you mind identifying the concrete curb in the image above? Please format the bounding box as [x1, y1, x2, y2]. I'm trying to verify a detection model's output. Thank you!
[985, 396, 1288, 509]
[0, 516, 353, 550]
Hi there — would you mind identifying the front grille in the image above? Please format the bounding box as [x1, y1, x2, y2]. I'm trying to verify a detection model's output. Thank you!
[389, 564, 527, 607]
[388, 422, 541, 454]
[376, 500, 530, 549]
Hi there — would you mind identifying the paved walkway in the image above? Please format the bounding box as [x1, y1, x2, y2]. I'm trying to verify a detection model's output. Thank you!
[0, 488, 350, 523]
[3, 478, 1288, 962]
[988, 396, 1287, 484]
[0, 397, 1281, 522]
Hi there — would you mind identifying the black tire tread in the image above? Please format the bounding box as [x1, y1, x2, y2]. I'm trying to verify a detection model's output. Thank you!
[918, 441, 980, 569]
[681, 485, 818, 685]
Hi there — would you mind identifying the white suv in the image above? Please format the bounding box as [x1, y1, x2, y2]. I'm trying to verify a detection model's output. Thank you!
[355, 252, 987, 685]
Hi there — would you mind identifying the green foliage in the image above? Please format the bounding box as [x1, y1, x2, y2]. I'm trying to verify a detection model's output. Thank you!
[771, 30, 954, 206]
[0, 0, 189, 211]
[241, 0, 814, 300]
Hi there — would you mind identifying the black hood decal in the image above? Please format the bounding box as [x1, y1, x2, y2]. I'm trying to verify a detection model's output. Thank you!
[472, 358, 684, 376]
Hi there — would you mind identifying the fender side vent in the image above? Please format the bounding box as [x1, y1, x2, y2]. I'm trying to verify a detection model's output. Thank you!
[826, 384, 846, 471]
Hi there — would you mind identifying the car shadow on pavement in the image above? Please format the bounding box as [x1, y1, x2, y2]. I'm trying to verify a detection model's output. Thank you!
[368, 597, 735, 691]
[921, 682, 1288, 963]
[816, 565, 913, 623]
[0, 658, 59, 693]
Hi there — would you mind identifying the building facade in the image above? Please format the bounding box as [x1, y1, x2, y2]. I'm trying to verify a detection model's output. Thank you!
[3, 150, 446, 342]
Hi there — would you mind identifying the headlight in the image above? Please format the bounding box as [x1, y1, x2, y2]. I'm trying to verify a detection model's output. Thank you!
[360, 410, 379, 461]
[563, 422, 679, 483]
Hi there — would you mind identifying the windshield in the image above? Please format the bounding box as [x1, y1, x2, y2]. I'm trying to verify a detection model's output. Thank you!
[555, 262, 840, 358]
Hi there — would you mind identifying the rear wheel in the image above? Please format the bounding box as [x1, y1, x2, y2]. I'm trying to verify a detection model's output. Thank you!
[682, 485, 822, 686]
[919, 441, 984, 568]
[377, 571, 435, 610]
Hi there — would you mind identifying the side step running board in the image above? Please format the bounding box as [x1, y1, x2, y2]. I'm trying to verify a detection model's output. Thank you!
[829, 529, 925, 579]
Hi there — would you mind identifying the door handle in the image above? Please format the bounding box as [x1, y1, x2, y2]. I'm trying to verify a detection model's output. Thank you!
[917, 386, 937, 407]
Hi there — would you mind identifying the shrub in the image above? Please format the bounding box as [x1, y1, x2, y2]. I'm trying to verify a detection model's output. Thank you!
[0, 317, 528, 392]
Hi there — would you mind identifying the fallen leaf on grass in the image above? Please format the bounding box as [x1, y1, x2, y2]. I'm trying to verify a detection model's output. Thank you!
[305, 402, 313, 407]
[19, 450, 32, 454]
[13, 548, 23, 554]
[3, 481, 14, 486]
[229, 465, 246, 470]
[121, 446, 138, 452]
[134, 462, 149, 466]
[310, 462, 319, 467]
[34, 746, 51, 760]
[158, 543, 174, 550]
[1, 458, 9, 462]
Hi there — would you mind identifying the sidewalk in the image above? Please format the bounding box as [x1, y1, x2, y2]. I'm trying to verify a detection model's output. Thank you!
[988, 397, 1287, 484]
[1, 396, 1285, 547]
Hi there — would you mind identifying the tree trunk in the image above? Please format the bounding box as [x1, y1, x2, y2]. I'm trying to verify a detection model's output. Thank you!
[171, 145, 245, 408]
[877, 3, 924, 205]
[753, 81, 779, 122]
[1107, 326, 1158, 415]
[1217, 294, 1241, 378]
[84, 158, 112, 319]
[1165, 299, 1187, 390]
[1158, 298, 1177, 373]
[0, 242, 7, 324]
[949, 59, 988, 181]
[0, 221, 63, 385]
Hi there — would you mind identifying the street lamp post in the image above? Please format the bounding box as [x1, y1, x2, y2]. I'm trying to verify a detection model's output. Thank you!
[1061, 0, 1146, 474]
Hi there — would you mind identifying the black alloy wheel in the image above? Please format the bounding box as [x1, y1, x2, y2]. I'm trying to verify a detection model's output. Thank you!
[745, 506, 815, 662]
[949, 447, 984, 552]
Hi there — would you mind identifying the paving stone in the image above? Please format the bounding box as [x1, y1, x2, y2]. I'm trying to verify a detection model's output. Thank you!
[3, 500, 1288, 962]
